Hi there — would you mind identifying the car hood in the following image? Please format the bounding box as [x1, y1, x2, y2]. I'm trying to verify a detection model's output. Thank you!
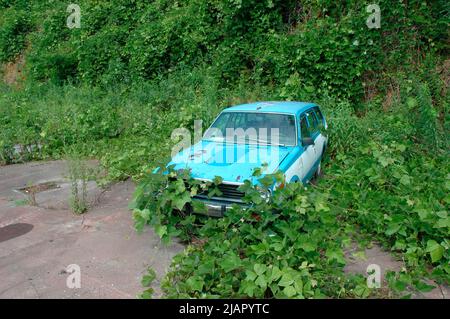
[168, 140, 293, 184]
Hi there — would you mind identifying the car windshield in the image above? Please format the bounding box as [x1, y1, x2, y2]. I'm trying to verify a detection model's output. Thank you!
[203, 112, 296, 146]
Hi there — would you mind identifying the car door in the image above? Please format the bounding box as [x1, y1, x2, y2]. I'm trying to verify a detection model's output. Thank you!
[298, 113, 316, 182]
[311, 107, 327, 158]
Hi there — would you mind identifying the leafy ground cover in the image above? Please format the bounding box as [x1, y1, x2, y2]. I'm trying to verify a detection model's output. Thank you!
[130, 93, 449, 298]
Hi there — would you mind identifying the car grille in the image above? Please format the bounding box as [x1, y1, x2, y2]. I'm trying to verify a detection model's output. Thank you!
[194, 182, 245, 203]
[216, 183, 245, 200]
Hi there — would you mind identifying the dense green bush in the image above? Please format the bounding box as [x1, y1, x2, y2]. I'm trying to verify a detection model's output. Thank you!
[0, 6, 32, 62]
[2, 0, 447, 100]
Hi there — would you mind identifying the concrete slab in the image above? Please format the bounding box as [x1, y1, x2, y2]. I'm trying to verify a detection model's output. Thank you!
[0, 161, 184, 299]
[344, 242, 449, 299]
[344, 244, 403, 280]
[0, 160, 68, 200]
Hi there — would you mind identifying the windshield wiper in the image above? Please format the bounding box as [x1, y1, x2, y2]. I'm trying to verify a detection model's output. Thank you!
[246, 137, 287, 147]
[244, 136, 270, 145]
[204, 136, 287, 147]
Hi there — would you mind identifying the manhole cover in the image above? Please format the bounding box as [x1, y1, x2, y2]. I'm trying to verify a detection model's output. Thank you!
[0, 223, 33, 243]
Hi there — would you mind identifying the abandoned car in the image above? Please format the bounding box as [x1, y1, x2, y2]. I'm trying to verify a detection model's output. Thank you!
[168, 101, 328, 216]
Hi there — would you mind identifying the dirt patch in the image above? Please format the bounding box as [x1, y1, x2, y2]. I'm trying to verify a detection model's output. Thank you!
[2, 53, 26, 86]
[382, 82, 400, 111]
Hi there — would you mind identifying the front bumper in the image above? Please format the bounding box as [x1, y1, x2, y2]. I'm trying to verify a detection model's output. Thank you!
[192, 196, 247, 217]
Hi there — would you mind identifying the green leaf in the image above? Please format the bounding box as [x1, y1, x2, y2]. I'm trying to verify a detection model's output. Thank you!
[283, 285, 296, 297]
[133, 209, 150, 232]
[245, 270, 257, 281]
[385, 223, 401, 236]
[293, 278, 303, 294]
[325, 248, 346, 265]
[173, 179, 186, 193]
[352, 251, 367, 260]
[255, 275, 267, 289]
[406, 97, 417, 109]
[249, 191, 263, 204]
[221, 253, 242, 273]
[297, 239, 317, 252]
[254, 264, 267, 276]
[414, 281, 435, 293]
[172, 192, 191, 210]
[278, 272, 294, 287]
[436, 211, 448, 218]
[378, 156, 390, 167]
[191, 199, 207, 213]
[353, 284, 370, 298]
[270, 266, 282, 282]
[186, 276, 204, 292]
[399, 175, 410, 186]
[425, 240, 444, 263]
[141, 268, 156, 287]
[434, 218, 450, 228]
[155, 224, 167, 238]
[392, 279, 407, 292]
[139, 288, 154, 299]
[417, 209, 429, 221]
[314, 200, 330, 212]
[213, 176, 223, 185]
[241, 280, 257, 297]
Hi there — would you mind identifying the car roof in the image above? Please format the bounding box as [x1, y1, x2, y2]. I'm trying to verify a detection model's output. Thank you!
[223, 101, 317, 116]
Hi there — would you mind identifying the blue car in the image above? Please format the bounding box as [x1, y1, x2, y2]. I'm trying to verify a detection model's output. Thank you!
[168, 101, 328, 216]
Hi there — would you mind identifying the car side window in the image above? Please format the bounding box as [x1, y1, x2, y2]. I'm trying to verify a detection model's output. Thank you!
[300, 115, 310, 139]
[305, 111, 318, 134]
[313, 107, 324, 129]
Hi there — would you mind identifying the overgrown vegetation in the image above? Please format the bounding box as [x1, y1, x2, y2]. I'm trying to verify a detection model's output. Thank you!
[131, 92, 449, 298]
[132, 167, 364, 298]
[67, 154, 89, 214]
[0, 0, 448, 298]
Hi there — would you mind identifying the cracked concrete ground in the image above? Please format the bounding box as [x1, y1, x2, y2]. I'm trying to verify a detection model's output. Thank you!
[0, 160, 184, 299]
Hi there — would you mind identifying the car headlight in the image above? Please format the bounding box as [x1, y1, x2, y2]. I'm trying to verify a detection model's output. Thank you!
[259, 188, 272, 202]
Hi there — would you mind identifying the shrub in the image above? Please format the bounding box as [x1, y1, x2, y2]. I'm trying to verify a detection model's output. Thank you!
[0, 7, 32, 62]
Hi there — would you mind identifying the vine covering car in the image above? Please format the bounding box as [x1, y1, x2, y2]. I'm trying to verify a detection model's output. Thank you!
[168, 101, 328, 216]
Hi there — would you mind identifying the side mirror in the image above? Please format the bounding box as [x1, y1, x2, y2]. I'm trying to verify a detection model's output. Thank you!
[302, 137, 314, 147]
